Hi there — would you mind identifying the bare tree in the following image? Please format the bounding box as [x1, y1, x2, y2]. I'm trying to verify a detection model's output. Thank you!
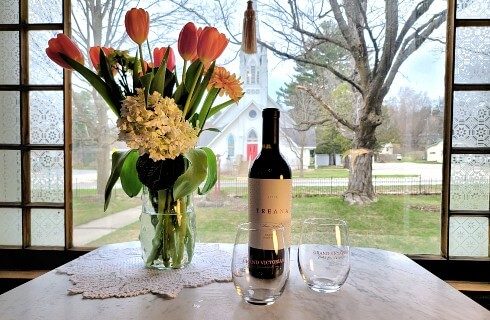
[258, 0, 446, 204]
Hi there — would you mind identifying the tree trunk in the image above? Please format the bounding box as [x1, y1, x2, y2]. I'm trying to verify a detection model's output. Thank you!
[343, 150, 376, 205]
[299, 147, 304, 178]
[343, 109, 380, 205]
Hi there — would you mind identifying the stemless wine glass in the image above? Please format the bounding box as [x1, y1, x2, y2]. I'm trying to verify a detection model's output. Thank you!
[232, 222, 290, 305]
[298, 218, 350, 293]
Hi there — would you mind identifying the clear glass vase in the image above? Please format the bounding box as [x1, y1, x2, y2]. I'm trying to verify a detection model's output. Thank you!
[139, 187, 196, 269]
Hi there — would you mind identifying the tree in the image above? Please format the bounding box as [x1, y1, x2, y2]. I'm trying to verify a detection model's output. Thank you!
[259, 0, 446, 204]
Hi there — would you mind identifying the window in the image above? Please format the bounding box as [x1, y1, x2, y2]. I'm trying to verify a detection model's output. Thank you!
[0, 0, 71, 251]
[442, 0, 489, 258]
[0, 0, 488, 278]
[227, 135, 234, 158]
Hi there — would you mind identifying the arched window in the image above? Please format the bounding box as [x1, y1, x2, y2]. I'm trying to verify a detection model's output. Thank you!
[247, 130, 258, 142]
[227, 135, 235, 158]
[250, 65, 256, 84]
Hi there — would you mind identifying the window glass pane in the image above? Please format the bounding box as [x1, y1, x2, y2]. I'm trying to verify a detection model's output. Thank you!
[456, 0, 490, 19]
[0, 150, 21, 202]
[30, 91, 64, 144]
[29, 0, 62, 23]
[0, 208, 22, 246]
[450, 154, 490, 211]
[449, 216, 489, 257]
[31, 150, 64, 203]
[31, 208, 64, 246]
[29, 31, 63, 85]
[0, 1, 19, 24]
[452, 91, 490, 148]
[0, 91, 20, 144]
[0, 32, 19, 85]
[454, 27, 490, 84]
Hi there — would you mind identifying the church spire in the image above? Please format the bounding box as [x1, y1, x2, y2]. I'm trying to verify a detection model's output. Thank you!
[240, 1, 268, 108]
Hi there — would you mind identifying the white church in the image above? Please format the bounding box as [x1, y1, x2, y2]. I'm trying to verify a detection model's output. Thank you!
[198, 12, 316, 174]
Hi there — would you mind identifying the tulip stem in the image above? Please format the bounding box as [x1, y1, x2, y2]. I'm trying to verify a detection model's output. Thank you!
[146, 40, 153, 69]
[181, 60, 187, 84]
[138, 44, 145, 74]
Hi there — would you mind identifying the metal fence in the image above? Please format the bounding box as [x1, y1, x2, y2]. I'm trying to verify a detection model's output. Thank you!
[219, 177, 442, 197]
[73, 176, 442, 198]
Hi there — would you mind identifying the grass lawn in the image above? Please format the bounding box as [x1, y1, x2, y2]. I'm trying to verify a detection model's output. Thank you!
[88, 194, 441, 254]
[73, 188, 141, 226]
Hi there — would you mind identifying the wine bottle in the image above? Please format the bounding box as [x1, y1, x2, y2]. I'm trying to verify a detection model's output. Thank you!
[248, 108, 292, 279]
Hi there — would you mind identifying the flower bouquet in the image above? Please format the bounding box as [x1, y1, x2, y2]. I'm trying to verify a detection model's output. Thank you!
[46, 8, 243, 268]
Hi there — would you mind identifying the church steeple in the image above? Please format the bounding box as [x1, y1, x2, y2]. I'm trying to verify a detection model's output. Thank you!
[239, 2, 268, 108]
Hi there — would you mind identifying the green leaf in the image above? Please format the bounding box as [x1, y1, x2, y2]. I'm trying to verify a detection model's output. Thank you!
[173, 149, 208, 200]
[61, 55, 119, 116]
[149, 47, 169, 95]
[98, 49, 124, 114]
[189, 62, 215, 117]
[184, 60, 203, 91]
[140, 73, 154, 102]
[120, 151, 143, 197]
[197, 87, 219, 130]
[104, 149, 134, 211]
[208, 99, 235, 118]
[198, 147, 217, 195]
[202, 127, 221, 133]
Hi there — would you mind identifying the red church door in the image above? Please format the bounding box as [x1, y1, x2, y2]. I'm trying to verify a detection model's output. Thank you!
[247, 143, 258, 161]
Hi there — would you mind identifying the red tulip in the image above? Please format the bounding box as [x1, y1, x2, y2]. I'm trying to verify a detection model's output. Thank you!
[178, 22, 198, 61]
[197, 27, 228, 68]
[45, 34, 84, 70]
[125, 8, 150, 45]
[89, 46, 114, 71]
[153, 47, 176, 71]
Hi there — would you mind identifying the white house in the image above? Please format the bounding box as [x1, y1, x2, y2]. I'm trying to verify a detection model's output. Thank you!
[426, 140, 443, 163]
[198, 4, 315, 172]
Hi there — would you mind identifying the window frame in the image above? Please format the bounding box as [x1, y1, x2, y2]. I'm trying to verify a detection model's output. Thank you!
[0, 0, 488, 279]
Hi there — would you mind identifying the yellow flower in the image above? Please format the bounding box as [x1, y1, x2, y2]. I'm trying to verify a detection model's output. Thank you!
[208, 66, 244, 102]
[117, 89, 198, 161]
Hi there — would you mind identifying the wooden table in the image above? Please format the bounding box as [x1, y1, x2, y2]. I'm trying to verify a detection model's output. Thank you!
[0, 243, 488, 320]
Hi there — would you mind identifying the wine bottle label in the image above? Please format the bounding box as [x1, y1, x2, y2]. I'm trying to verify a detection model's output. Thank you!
[248, 178, 292, 250]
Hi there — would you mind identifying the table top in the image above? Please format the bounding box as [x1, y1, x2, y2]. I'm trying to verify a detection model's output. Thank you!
[0, 243, 488, 320]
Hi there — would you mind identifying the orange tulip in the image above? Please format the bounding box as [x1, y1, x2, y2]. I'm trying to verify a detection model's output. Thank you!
[197, 27, 228, 68]
[153, 47, 176, 71]
[89, 46, 114, 71]
[178, 22, 198, 61]
[125, 8, 150, 45]
[45, 34, 84, 70]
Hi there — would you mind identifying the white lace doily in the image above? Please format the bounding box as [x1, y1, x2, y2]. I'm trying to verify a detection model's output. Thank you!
[57, 242, 232, 299]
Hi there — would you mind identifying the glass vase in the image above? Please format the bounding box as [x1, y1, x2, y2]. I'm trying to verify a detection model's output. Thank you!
[139, 187, 196, 269]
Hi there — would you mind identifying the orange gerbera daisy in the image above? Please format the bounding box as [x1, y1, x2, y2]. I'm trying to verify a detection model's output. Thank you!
[208, 66, 244, 102]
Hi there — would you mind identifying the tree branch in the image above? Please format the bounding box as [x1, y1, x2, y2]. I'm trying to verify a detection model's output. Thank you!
[259, 40, 363, 94]
[297, 85, 357, 132]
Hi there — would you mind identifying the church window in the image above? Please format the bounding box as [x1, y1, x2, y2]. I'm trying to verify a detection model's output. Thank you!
[227, 135, 235, 158]
[249, 110, 257, 119]
[247, 130, 258, 142]
[250, 66, 256, 84]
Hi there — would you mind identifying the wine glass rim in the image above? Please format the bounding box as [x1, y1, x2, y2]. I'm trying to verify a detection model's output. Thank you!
[302, 218, 348, 226]
[236, 222, 286, 231]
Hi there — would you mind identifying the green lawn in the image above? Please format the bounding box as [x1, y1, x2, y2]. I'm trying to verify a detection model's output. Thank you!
[88, 194, 441, 254]
[73, 188, 141, 226]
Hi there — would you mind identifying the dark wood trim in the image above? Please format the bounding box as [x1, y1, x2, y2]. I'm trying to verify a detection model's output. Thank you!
[0, 202, 64, 208]
[455, 19, 490, 27]
[453, 84, 490, 91]
[0, 249, 87, 270]
[451, 148, 490, 154]
[412, 257, 490, 282]
[448, 211, 490, 216]
[0, 144, 64, 150]
[63, 0, 74, 249]
[0, 85, 64, 91]
[441, 0, 456, 259]
[0, 24, 63, 31]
